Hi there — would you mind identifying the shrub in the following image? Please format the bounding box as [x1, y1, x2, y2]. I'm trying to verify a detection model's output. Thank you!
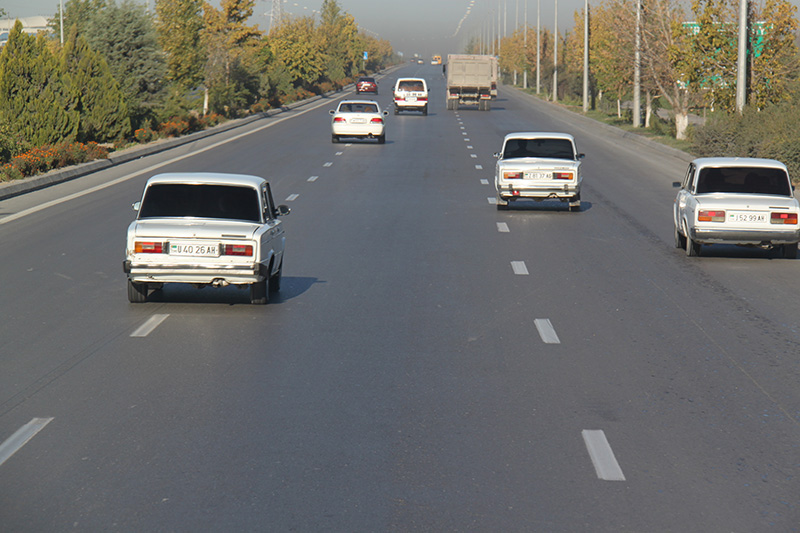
[0, 141, 108, 180]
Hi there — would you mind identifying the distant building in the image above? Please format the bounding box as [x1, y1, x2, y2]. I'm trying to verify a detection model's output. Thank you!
[0, 16, 50, 47]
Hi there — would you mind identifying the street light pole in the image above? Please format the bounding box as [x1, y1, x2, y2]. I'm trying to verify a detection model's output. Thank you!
[633, 0, 641, 127]
[582, 0, 589, 112]
[536, 0, 541, 94]
[735, 0, 747, 112]
[553, 0, 558, 101]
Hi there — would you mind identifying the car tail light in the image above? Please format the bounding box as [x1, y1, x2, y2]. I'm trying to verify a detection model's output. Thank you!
[333, 117, 346, 123]
[222, 244, 253, 256]
[394, 97, 405, 101]
[135, 241, 165, 253]
[553, 172, 574, 180]
[698, 210, 725, 222]
[771, 212, 799, 224]
[503, 171, 522, 179]
[418, 97, 428, 102]
[370, 118, 384, 124]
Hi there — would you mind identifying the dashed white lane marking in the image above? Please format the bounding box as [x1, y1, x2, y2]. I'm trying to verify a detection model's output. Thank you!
[0, 418, 54, 467]
[511, 261, 529, 275]
[487, 197, 497, 204]
[460, 126, 465, 130]
[582, 430, 626, 481]
[307, 176, 319, 182]
[464, 138, 470, 141]
[470, 154, 477, 158]
[285, 194, 299, 201]
[323, 162, 333, 167]
[335, 151, 343, 156]
[475, 165, 483, 170]
[467, 145, 473, 149]
[534, 318, 561, 344]
[497, 222, 510, 232]
[131, 314, 170, 337]
[480, 179, 489, 185]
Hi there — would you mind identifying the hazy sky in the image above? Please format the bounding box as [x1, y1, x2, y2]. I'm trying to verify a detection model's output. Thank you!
[2, 0, 587, 57]
[4, 0, 790, 58]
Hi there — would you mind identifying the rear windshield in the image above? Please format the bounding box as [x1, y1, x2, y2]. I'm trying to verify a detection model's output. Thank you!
[338, 103, 378, 113]
[397, 80, 425, 91]
[139, 184, 261, 222]
[503, 138, 575, 160]
[696, 167, 791, 196]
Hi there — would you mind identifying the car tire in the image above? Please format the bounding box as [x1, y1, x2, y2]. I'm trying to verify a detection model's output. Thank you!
[127, 279, 148, 303]
[422, 106, 428, 116]
[686, 234, 701, 257]
[269, 260, 282, 293]
[250, 279, 268, 304]
[568, 192, 581, 212]
[782, 242, 798, 259]
[377, 134, 386, 144]
[394, 107, 399, 115]
[674, 223, 687, 249]
[496, 196, 509, 210]
[332, 134, 339, 143]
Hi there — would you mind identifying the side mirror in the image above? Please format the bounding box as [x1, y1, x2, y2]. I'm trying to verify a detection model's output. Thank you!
[383, 110, 389, 116]
[275, 205, 291, 217]
[329, 109, 335, 115]
[493, 152, 501, 159]
[672, 181, 682, 188]
[132, 201, 140, 211]
[577, 153, 586, 160]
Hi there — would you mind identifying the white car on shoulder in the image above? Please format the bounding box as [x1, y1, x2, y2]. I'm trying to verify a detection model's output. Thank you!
[330, 100, 388, 143]
[123, 172, 290, 304]
[393, 78, 429, 115]
[494, 132, 584, 211]
[673, 157, 799, 258]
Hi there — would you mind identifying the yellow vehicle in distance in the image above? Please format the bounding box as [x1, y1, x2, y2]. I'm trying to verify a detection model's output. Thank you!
[432, 55, 442, 65]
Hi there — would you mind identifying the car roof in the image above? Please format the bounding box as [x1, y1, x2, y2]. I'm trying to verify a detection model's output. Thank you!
[692, 157, 788, 170]
[396, 77, 426, 82]
[503, 132, 576, 142]
[339, 99, 380, 106]
[146, 172, 267, 188]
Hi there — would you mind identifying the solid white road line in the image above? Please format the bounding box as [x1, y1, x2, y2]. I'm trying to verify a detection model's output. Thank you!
[307, 176, 319, 182]
[0, 94, 349, 226]
[130, 314, 170, 337]
[511, 261, 529, 275]
[285, 194, 299, 201]
[497, 222, 510, 233]
[582, 429, 626, 481]
[534, 318, 561, 344]
[0, 418, 54, 467]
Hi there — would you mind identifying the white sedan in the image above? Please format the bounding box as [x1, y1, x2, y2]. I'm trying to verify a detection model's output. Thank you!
[123, 173, 290, 304]
[494, 132, 584, 211]
[330, 100, 388, 144]
[673, 157, 799, 258]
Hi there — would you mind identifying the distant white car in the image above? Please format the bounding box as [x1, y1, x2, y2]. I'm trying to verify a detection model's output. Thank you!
[673, 157, 799, 258]
[123, 173, 290, 304]
[393, 78, 429, 115]
[330, 100, 388, 144]
[494, 132, 584, 211]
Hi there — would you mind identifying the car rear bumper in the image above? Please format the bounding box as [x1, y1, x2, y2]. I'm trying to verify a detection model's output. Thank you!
[332, 125, 385, 137]
[689, 227, 800, 245]
[497, 183, 580, 200]
[124, 260, 267, 285]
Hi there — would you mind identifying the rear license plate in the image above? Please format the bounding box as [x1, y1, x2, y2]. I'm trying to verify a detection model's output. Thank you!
[524, 171, 551, 180]
[169, 241, 219, 256]
[350, 118, 367, 124]
[728, 211, 766, 223]
[407, 97, 417, 102]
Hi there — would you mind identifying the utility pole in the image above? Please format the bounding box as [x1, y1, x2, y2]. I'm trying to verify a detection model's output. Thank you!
[582, 0, 589, 112]
[633, 0, 641, 127]
[269, 0, 282, 33]
[735, 0, 748, 112]
[524, 0, 528, 89]
[536, 0, 541, 94]
[553, 0, 558, 101]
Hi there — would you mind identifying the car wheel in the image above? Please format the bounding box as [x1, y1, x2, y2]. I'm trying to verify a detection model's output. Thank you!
[674, 223, 686, 249]
[496, 196, 509, 210]
[686, 234, 701, 257]
[568, 192, 581, 212]
[422, 106, 428, 116]
[782, 242, 798, 259]
[250, 279, 268, 304]
[377, 134, 386, 144]
[394, 107, 399, 115]
[127, 279, 148, 303]
[332, 134, 338, 143]
[269, 260, 282, 293]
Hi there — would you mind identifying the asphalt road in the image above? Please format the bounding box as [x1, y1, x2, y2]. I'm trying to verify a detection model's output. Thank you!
[2, 63, 800, 531]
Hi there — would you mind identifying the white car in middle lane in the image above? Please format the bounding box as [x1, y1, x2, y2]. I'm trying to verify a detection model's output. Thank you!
[330, 100, 388, 144]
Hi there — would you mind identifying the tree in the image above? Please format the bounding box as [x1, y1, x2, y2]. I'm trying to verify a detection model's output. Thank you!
[266, 16, 325, 88]
[155, 0, 206, 90]
[60, 25, 130, 142]
[84, 0, 166, 127]
[0, 22, 78, 147]
[749, 0, 799, 109]
[49, 0, 108, 39]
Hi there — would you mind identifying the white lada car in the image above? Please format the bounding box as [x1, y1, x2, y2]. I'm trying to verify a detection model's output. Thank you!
[123, 173, 290, 304]
[393, 77, 429, 115]
[330, 100, 388, 143]
[673, 157, 799, 258]
[494, 132, 584, 211]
